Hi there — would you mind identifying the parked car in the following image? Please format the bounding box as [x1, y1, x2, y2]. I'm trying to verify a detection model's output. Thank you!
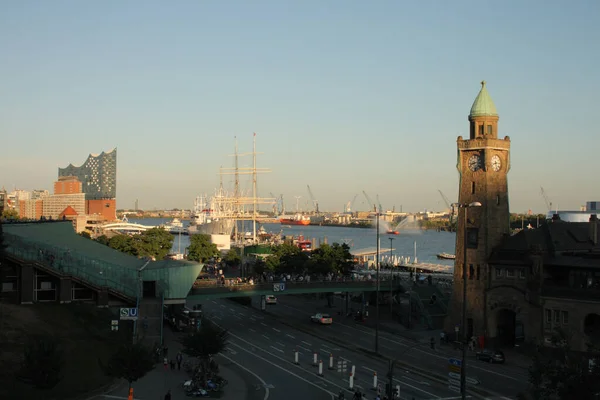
[265, 295, 277, 305]
[311, 313, 333, 325]
[475, 349, 505, 364]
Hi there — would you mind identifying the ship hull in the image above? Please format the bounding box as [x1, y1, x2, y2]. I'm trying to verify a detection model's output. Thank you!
[279, 219, 311, 226]
[188, 219, 236, 236]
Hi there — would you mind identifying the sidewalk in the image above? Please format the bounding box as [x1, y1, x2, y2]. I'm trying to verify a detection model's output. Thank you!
[105, 328, 252, 400]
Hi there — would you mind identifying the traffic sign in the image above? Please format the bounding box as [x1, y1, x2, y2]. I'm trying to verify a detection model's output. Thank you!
[120, 307, 138, 320]
[447, 378, 460, 386]
[448, 385, 460, 393]
[111, 326, 119, 331]
[454, 325, 459, 332]
[466, 377, 480, 385]
[448, 358, 462, 367]
[111, 320, 119, 326]
[273, 283, 286, 292]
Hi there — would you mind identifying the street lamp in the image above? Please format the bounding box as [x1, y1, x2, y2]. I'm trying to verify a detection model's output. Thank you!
[133, 258, 152, 340]
[375, 206, 380, 354]
[389, 237, 395, 314]
[451, 201, 482, 400]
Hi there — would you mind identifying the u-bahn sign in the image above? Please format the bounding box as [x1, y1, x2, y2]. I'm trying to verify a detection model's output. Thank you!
[273, 283, 286, 292]
[120, 307, 138, 320]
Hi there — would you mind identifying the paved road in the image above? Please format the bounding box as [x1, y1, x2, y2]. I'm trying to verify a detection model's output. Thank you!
[252, 294, 528, 399]
[194, 298, 487, 400]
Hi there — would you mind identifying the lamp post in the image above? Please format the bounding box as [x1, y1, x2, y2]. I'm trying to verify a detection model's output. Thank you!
[389, 237, 395, 314]
[375, 207, 380, 354]
[451, 201, 482, 400]
[133, 258, 152, 341]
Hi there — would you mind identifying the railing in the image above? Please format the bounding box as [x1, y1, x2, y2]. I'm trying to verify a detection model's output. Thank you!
[407, 290, 433, 329]
[3, 233, 138, 298]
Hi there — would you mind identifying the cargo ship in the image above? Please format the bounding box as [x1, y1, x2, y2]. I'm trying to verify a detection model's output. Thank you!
[279, 213, 311, 226]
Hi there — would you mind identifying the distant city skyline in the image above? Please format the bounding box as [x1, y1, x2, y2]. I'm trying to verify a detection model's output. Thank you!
[1, 1, 598, 213]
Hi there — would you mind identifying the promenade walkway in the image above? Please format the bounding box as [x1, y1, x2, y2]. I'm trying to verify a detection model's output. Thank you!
[94, 328, 264, 400]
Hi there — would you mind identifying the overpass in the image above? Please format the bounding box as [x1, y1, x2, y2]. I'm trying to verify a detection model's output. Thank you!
[188, 280, 383, 301]
[99, 221, 156, 234]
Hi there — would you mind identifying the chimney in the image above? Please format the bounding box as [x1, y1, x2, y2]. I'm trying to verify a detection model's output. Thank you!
[552, 214, 561, 222]
[590, 214, 598, 245]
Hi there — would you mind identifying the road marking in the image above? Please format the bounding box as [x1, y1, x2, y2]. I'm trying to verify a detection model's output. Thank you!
[362, 366, 376, 373]
[280, 301, 523, 381]
[226, 341, 336, 398]
[219, 352, 270, 400]
[102, 396, 142, 400]
[321, 344, 332, 350]
[286, 334, 295, 339]
[220, 305, 225, 308]
[261, 322, 268, 327]
[230, 308, 235, 312]
[301, 340, 312, 347]
[270, 346, 284, 353]
[250, 328, 257, 333]
[234, 315, 242, 319]
[319, 348, 332, 354]
[250, 317, 256, 321]
[342, 332, 351, 336]
[276, 342, 286, 347]
[273, 328, 281, 332]
[392, 376, 437, 397]
[213, 316, 222, 320]
[211, 300, 217, 304]
[298, 346, 311, 352]
[262, 335, 270, 340]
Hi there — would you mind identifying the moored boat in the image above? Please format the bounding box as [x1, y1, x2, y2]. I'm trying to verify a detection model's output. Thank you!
[279, 213, 311, 226]
[386, 230, 399, 235]
[437, 252, 456, 260]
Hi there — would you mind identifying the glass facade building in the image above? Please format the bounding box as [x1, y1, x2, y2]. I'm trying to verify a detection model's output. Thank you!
[58, 148, 117, 200]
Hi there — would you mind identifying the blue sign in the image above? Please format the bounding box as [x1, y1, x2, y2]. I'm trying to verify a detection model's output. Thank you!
[448, 358, 462, 367]
[120, 307, 138, 320]
[273, 283, 286, 292]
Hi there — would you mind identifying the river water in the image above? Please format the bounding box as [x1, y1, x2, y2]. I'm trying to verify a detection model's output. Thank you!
[129, 218, 457, 269]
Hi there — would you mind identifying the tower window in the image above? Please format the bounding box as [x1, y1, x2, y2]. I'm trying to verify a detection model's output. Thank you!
[478, 125, 484, 136]
[476, 265, 481, 280]
[496, 195, 500, 205]
[471, 182, 476, 194]
[469, 264, 474, 280]
[487, 125, 493, 135]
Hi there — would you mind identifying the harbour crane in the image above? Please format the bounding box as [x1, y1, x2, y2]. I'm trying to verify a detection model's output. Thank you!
[345, 193, 359, 213]
[269, 192, 284, 215]
[438, 189, 455, 223]
[540, 186, 553, 212]
[376, 194, 383, 213]
[307, 185, 319, 214]
[362, 191, 376, 212]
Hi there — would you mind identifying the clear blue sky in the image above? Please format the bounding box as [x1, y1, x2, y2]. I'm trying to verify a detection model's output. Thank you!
[1, 0, 598, 213]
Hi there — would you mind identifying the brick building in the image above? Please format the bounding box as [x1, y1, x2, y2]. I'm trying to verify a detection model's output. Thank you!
[444, 81, 600, 352]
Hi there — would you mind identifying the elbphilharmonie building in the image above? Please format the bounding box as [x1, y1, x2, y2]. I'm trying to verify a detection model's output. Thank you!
[58, 148, 117, 200]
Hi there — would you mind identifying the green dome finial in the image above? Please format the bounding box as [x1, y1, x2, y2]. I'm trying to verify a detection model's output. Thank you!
[469, 80, 497, 117]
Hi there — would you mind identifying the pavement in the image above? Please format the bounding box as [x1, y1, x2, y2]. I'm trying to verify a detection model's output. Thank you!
[87, 328, 265, 400]
[243, 294, 529, 399]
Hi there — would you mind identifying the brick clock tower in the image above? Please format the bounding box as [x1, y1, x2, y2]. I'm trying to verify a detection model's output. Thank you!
[444, 81, 511, 343]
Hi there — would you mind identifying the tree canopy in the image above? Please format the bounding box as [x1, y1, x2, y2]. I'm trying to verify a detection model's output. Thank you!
[16, 334, 64, 391]
[523, 328, 600, 399]
[1, 208, 19, 220]
[96, 228, 174, 260]
[99, 341, 155, 388]
[187, 234, 219, 263]
[180, 319, 228, 359]
[222, 247, 242, 267]
[257, 242, 354, 276]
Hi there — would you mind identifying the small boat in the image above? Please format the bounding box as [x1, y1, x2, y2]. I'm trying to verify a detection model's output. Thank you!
[386, 230, 399, 235]
[437, 252, 456, 260]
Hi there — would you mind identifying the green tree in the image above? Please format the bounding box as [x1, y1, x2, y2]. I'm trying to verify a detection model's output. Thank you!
[1, 208, 19, 220]
[95, 234, 110, 246]
[79, 231, 92, 239]
[270, 243, 309, 274]
[523, 328, 600, 399]
[223, 247, 242, 267]
[187, 234, 219, 262]
[99, 341, 155, 392]
[132, 227, 174, 260]
[309, 242, 354, 275]
[108, 235, 138, 256]
[16, 334, 64, 392]
[180, 319, 228, 379]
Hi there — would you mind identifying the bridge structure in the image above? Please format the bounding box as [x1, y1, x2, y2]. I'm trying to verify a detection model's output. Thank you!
[99, 221, 156, 234]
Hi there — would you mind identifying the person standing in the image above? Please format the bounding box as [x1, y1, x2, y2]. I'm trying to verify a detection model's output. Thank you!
[176, 352, 183, 370]
[164, 389, 171, 400]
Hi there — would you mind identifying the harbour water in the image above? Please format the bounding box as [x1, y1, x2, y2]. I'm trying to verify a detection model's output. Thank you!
[129, 218, 457, 269]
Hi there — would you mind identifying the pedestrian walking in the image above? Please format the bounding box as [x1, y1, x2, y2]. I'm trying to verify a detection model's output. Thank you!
[169, 359, 175, 370]
[163, 357, 168, 371]
[164, 389, 171, 400]
[176, 352, 183, 370]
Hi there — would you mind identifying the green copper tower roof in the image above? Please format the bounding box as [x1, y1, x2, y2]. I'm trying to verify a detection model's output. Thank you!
[469, 80, 498, 117]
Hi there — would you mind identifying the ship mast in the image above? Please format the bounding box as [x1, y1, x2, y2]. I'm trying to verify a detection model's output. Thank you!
[252, 132, 257, 243]
[234, 137, 239, 242]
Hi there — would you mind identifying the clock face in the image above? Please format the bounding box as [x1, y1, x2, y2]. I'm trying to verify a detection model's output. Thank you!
[491, 155, 502, 172]
[468, 154, 482, 171]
